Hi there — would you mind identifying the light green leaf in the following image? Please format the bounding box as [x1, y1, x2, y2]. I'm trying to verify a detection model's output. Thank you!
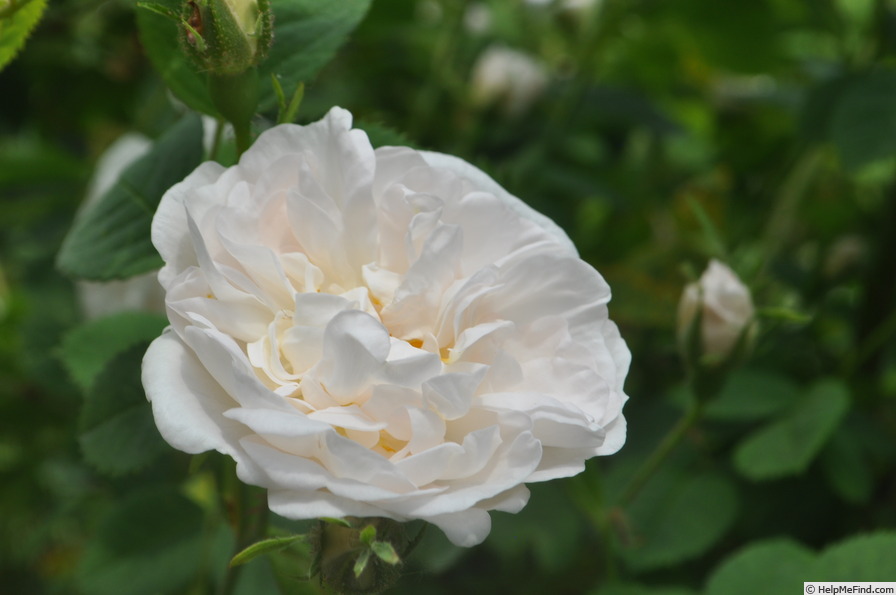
[78, 487, 204, 595]
[370, 541, 400, 565]
[622, 472, 739, 571]
[320, 517, 352, 527]
[57, 114, 203, 280]
[353, 549, 371, 578]
[359, 524, 376, 544]
[230, 535, 307, 567]
[79, 343, 169, 475]
[705, 539, 814, 595]
[814, 532, 896, 580]
[257, 0, 372, 111]
[0, 0, 49, 71]
[136, 0, 219, 116]
[734, 379, 850, 480]
[705, 369, 800, 422]
[830, 69, 896, 171]
[59, 311, 167, 393]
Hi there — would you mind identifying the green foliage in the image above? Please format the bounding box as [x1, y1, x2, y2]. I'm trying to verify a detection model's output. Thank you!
[704, 539, 814, 595]
[0, 0, 48, 71]
[4, 0, 896, 593]
[79, 343, 170, 475]
[829, 69, 896, 171]
[814, 532, 896, 580]
[137, 0, 372, 116]
[622, 472, 739, 572]
[60, 311, 167, 393]
[257, 0, 373, 112]
[734, 380, 850, 480]
[56, 114, 203, 280]
[78, 487, 205, 595]
[704, 368, 799, 422]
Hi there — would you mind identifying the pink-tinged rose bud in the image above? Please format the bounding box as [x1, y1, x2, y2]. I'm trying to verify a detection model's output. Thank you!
[678, 259, 755, 364]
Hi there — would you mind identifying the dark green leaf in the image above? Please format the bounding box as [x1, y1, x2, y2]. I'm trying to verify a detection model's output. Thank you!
[705, 369, 800, 422]
[821, 427, 874, 505]
[79, 343, 169, 475]
[705, 539, 814, 595]
[830, 69, 896, 171]
[78, 487, 204, 595]
[814, 532, 896, 580]
[257, 0, 372, 112]
[622, 472, 739, 571]
[57, 114, 203, 280]
[59, 311, 167, 393]
[734, 379, 850, 480]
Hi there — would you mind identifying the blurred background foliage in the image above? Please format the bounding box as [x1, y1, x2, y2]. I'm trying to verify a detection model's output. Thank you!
[2, 0, 896, 593]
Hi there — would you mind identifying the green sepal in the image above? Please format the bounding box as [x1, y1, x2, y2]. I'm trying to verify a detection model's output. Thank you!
[229, 534, 308, 567]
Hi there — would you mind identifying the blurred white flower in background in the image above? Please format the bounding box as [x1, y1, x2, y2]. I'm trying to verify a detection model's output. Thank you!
[470, 46, 549, 116]
[143, 107, 630, 547]
[463, 3, 492, 35]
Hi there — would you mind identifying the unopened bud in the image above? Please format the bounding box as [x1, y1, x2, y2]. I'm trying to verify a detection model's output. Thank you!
[180, 0, 273, 75]
[678, 260, 756, 366]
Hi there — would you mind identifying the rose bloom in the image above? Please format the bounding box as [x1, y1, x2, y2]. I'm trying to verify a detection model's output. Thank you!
[677, 259, 755, 361]
[143, 108, 629, 546]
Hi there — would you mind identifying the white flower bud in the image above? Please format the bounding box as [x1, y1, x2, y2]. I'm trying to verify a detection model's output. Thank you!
[470, 46, 548, 116]
[678, 260, 755, 362]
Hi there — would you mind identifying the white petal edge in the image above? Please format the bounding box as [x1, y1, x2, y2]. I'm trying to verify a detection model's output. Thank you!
[418, 150, 577, 255]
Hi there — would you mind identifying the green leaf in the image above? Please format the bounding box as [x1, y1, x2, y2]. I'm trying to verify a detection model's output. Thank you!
[353, 549, 371, 578]
[733, 379, 850, 480]
[230, 535, 307, 567]
[136, 0, 219, 116]
[79, 343, 169, 475]
[622, 472, 739, 571]
[360, 120, 414, 149]
[830, 69, 896, 171]
[257, 0, 373, 112]
[359, 524, 376, 544]
[370, 541, 400, 565]
[320, 517, 352, 527]
[704, 369, 800, 422]
[59, 311, 167, 393]
[814, 532, 896, 580]
[820, 427, 874, 505]
[78, 487, 204, 595]
[57, 114, 203, 280]
[0, 0, 49, 72]
[705, 539, 814, 595]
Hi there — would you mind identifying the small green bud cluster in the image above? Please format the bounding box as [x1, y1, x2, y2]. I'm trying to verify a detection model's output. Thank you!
[310, 518, 405, 595]
[180, 0, 273, 75]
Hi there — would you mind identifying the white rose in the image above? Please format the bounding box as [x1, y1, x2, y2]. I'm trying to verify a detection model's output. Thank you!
[142, 107, 629, 547]
[470, 46, 549, 117]
[678, 260, 755, 361]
